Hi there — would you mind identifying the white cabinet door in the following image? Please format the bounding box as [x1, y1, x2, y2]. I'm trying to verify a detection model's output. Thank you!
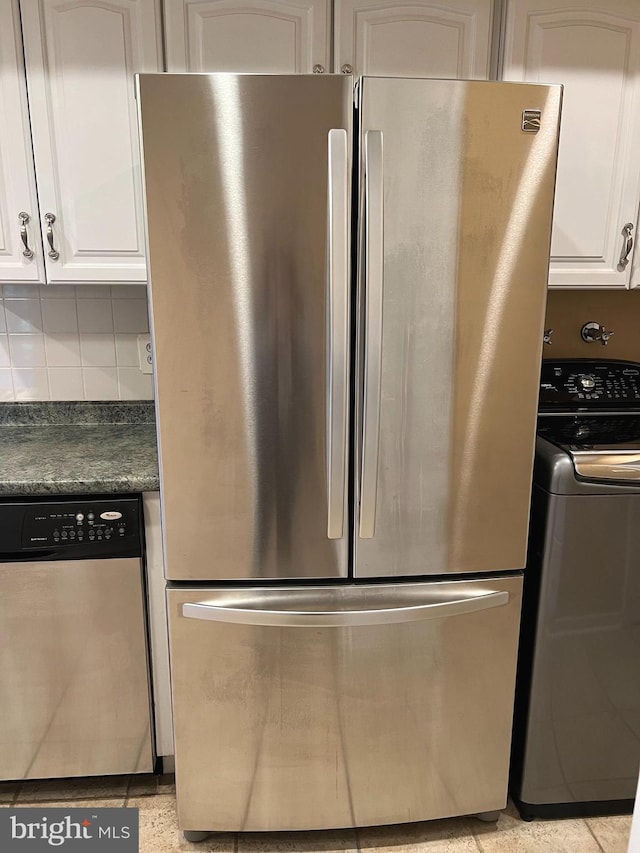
[503, 0, 640, 289]
[20, 0, 163, 285]
[0, 0, 45, 283]
[334, 0, 494, 78]
[164, 0, 330, 73]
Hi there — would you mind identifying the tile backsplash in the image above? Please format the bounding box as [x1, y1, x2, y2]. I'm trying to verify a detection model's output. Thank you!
[0, 285, 153, 401]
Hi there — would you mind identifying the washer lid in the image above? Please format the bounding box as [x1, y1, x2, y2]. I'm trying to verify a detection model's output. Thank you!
[537, 415, 640, 484]
[569, 448, 640, 482]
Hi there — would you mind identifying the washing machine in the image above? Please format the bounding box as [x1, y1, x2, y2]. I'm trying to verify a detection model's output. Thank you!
[510, 358, 640, 820]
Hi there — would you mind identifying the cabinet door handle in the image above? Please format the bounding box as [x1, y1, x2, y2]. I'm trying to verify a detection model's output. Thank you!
[619, 222, 634, 270]
[18, 212, 34, 259]
[44, 213, 60, 260]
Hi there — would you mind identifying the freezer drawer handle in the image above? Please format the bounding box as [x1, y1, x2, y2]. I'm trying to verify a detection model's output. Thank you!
[359, 130, 384, 539]
[326, 128, 349, 540]
[182, 590, 508, 628]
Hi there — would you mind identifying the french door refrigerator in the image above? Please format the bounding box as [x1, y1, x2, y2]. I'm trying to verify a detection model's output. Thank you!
[136, 74, 561, 835]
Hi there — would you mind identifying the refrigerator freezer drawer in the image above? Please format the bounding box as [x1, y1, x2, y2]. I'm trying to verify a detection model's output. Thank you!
[167, 575, 523, 832]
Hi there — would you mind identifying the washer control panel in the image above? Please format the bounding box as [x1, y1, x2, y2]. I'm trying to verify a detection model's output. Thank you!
[21, 500, 139, 549]
[539, 359, 640, 409]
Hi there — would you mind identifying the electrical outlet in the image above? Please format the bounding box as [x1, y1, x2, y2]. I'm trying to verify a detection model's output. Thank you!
[137, 334, 153, 374]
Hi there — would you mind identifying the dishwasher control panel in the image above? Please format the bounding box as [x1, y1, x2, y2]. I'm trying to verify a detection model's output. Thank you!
[17, 498, 140, 554]
[539, 359, 640, 410]
[0, 497, 141, 559]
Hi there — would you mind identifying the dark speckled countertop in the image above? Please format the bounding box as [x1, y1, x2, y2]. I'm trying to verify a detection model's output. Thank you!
[0, 402, 159, 496]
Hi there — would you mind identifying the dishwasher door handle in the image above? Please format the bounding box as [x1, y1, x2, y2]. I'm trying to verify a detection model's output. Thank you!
[182, 590, 509, 628]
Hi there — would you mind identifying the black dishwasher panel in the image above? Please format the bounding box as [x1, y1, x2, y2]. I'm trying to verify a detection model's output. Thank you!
[0, 496, 141, 559]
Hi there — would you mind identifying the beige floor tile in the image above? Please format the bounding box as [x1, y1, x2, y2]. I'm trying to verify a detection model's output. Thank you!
[502, 801, 520, 820]
[473, 810, 601, 853]
[237, 828, 358, 853]
[129, 794, 235, 852]
[586, 815, 632, 853]
[357, 817, 480, 852]
[16, 775, 130, 803]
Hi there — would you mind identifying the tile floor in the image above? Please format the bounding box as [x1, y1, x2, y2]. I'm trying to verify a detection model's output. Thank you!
[0, 775, 632, 852]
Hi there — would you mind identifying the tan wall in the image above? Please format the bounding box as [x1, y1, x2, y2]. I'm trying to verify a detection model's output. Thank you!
[544, 290, 640, 361]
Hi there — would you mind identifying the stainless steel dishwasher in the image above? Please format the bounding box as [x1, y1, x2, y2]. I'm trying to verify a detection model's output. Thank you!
[0, 496, 154, 780]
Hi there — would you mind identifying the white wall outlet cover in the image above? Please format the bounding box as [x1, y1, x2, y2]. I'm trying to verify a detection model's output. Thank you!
[138, 334, 153, 374]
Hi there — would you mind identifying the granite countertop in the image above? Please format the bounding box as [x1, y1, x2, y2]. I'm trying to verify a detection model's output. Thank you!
[0, 402, 159, 496]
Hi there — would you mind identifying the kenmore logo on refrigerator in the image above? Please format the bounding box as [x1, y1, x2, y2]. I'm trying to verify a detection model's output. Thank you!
[1, 808, 138, 851]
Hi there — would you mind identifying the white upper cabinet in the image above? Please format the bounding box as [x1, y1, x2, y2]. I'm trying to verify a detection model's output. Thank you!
[164, 0, 330, 72]
[334, 0, 495, 78]
[0, 0, 45, 283]
[164, 1, 493, 77]
[20, 0, 163, 285]
[503, 0, 640, 289]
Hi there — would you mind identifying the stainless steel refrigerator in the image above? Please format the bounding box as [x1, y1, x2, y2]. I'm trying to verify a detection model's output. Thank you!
[136, 73, 561, 836]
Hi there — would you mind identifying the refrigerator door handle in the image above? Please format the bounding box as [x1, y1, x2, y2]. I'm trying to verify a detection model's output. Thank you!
[359, 130, 384, 539]
[326, 128, 349, 540]
[182, 589, 508, 628]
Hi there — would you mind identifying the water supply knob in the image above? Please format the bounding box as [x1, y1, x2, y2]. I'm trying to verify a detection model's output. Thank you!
[580, 321, 614, 345]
